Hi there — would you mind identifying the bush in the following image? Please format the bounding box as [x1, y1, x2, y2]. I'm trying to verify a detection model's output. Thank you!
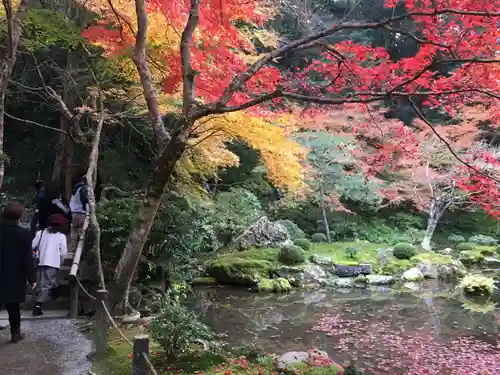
[459, 274, 495, 296]
[311, 232, 327, 243]
[276, 220, 305, 240]
[457, 242, 474, 251]
[149, 295, 214, 358]
[294, 238, 312, 251]
[344, 246, 359, 259]
[278, 245, 306, 265]
[469, 235, 498, 246]
[393, 242, 416, 260]
[448, 234, 466, 244]
[496, 244, 500, 254]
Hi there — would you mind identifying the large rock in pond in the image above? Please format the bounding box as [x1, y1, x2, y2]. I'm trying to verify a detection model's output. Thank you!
[482, 256, 500, 269]
[365, 275, 395, 285]
[302, 264, 327, 284]
[416, 259, 467, 279]
[402, 268, 424, 282]
[234, 216, 290, 250]
[416, 261, 439, 279]
[276, 350, 343, 372]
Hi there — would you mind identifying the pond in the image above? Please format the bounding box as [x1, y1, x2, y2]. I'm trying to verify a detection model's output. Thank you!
[186, 282, 500, 375]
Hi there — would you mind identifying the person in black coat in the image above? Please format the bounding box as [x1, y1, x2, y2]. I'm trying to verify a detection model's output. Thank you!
[0, 202, 36, 343]
[38, 185, 71, 232]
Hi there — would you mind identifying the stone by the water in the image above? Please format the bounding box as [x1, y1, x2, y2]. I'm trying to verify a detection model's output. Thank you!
[378, 248, 388, 267]
[366, 275, 395, 285]
[335, 263, 372, 277]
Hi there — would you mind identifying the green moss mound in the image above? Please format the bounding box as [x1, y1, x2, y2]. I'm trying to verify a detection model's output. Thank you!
[293, 237, 312, 251]
[393, 242, 416, 260]
[459, 250, 485, 264]
[205, 249, 279, 285]
[192, 277, 218, 285]
[411, 252, 453, 265]
[457, 242, 474, 251]
[257, 277, 291, 293]
[278, 245, 306, 265]
[311, 233, 327, 243]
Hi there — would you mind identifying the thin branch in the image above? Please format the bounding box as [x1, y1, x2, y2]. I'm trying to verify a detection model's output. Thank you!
[409, 98, 500, 184]
[4, 112, 75, 139]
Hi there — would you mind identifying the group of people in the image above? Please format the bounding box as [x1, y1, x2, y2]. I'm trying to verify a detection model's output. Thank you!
[0, 176, 89, 343]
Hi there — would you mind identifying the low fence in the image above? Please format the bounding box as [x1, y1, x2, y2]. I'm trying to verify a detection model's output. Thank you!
[78, 286, 159, 375]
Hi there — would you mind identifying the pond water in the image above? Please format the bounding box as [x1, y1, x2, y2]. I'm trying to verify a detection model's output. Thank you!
[186, 282, 500, 375]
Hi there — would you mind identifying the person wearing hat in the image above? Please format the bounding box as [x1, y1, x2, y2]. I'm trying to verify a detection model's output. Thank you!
[0, 202, 36, 343]
[32, 213, 68, 316]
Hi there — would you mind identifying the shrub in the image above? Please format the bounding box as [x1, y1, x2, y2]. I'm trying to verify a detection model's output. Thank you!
[294, 238, 312, 251]
[393, 242, 416, 260]
[469, 235, 498, 246]
[459, 274, 495, 296]
[149, 295, 214, 358]
[458, 250, 484, 264]
[496, 244, 500, 254]
[457, 242, 474, 251]
[344, 246, 359, 259]
[448, 234, 466, 244]
[276, 220, 305, 240]
[278, 245, 306, 265]
[311, 232, 327, 243]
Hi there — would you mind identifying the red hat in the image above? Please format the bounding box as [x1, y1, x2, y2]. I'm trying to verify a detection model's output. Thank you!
[48, 214, 67, 226]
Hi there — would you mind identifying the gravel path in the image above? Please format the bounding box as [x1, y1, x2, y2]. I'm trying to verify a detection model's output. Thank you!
[0, 319, 92, 375]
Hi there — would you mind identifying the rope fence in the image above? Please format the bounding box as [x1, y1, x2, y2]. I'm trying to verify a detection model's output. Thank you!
[74, 284, 159, 375]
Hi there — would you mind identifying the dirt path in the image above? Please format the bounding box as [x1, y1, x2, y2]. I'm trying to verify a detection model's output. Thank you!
[0, 318, 92, 375]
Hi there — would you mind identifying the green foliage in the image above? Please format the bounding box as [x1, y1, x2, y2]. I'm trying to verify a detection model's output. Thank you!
[392, 243, 416, 260]
[294, 238, 312, 251]
[457, 243, 474, 251]
[22, 9, 83, 51]
[149, 294, 214, 358]
[496, 244, 500, 254]
[344, 246, 359, 259]
[278, 245, 306, 265]
[458, 250, 485, 264]
[459, 274, 496, 296]
[448, 234, 466, 244]
[311, 233, 327, 243]
[479, 247, 496, 256]
[276, 219, 305, 240]
[469, 235, 498, 246]
[411, 252, 454, 265]
[344, 364, 365, 375]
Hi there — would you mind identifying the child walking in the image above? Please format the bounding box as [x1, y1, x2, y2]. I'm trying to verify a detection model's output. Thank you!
[32, 214, 68, 316]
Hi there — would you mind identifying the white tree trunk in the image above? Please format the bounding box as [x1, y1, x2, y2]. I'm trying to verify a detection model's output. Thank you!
[421, 198, 451, 251]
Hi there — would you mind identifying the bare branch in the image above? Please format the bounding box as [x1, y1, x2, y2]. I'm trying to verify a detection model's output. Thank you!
[4, 112, 75, 139]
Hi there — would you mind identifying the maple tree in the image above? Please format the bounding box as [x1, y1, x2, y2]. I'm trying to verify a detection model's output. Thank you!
[80, 0, 500, 308]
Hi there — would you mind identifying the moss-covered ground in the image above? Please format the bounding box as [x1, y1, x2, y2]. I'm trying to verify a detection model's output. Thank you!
[92, 329, 343, 375]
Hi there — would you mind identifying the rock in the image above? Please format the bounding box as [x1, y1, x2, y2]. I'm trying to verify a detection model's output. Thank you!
[234, 216, 290, 250]
[402, 268, 424, 282]
[276, 351, 310, 369]
[121, 311, 142, 324]
[403, 282, 422, 291]
[441, 248, 453, 255]
[302, 264, 327, 284]
[310, 254, 332, 266]
[335, 263, 372, 277]
[416, 261, 439, 279]
[257, 277, 291, 293]
[192, 276, 218, 285]
[365, 275, 395, 285]
[334, 278, 354, 288]
[482, 256, 500, 269]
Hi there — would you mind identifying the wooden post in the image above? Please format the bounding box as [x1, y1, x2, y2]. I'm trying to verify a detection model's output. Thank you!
[68, 277, 79, 318]
[94, 289, 108, 355]
[132, 334, 150, 375]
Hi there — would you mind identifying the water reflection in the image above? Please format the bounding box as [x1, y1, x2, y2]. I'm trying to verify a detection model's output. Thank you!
[186, 282, 500, 375]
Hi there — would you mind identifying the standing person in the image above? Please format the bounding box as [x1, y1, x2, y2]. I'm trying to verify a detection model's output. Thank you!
[69, 175, 89, 250]
[32, 214, 68, 316]
[0, 202, 36, 343]
[38, 185, 71, 231]
[30, 180, 46, 237]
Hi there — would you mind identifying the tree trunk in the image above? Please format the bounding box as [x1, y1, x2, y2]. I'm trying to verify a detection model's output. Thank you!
[52, 53, 75, 200]
[0, 0, 34, 190]
[319, 179, 331, 243]
[109, 132, 189, 309]
[421, 198, 451, 251]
